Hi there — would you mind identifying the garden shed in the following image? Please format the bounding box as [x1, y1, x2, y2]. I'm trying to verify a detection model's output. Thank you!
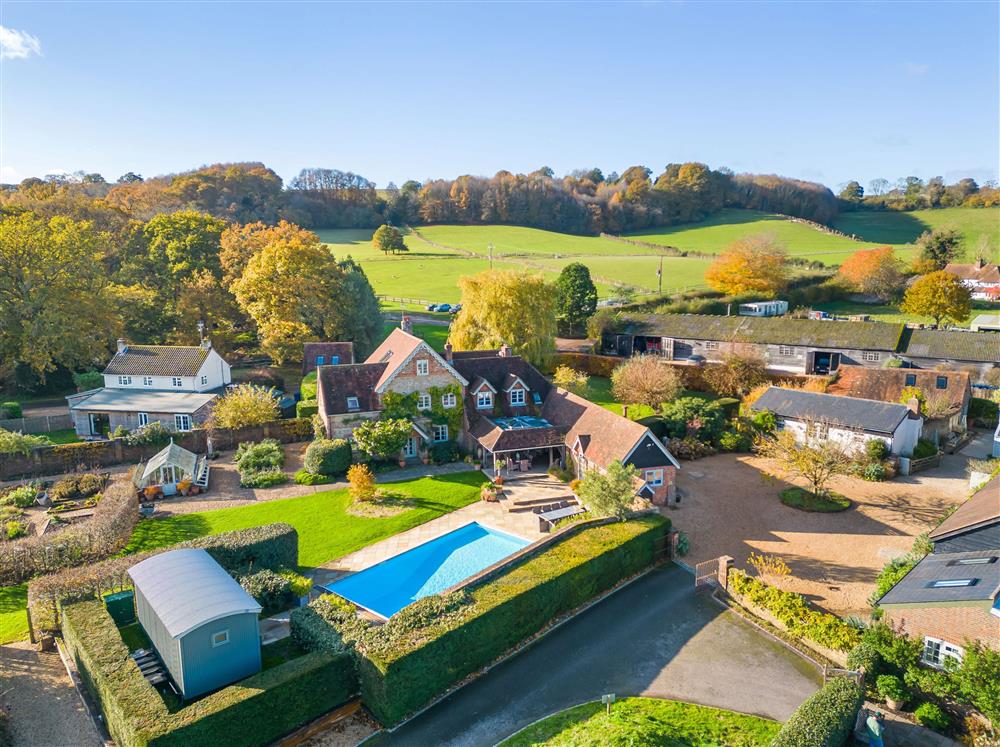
[134, 439, 209, 495]
[127, 548, 262, 698]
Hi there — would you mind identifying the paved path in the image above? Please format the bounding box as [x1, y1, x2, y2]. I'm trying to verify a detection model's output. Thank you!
[0, 641, 103, 747]
[366, 564, 821, 747]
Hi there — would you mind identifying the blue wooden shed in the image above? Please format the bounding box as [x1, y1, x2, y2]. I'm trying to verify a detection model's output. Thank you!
[127, 548, 262, 698]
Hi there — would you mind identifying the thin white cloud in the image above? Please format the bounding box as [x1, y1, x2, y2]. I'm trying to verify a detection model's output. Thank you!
[0, 26, 42, 60]
[903, 62, 929, 76]
[0, 165, 23, 184]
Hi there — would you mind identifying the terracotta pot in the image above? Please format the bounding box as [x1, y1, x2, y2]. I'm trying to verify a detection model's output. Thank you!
[398, 458, 407, 468]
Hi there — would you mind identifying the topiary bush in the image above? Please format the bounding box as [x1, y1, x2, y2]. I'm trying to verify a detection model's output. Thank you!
[293, 469, 335, 486]
[295, 400, 318, 419]
[771, 676, 864, 747]
[303, 439, 351, 476]
[237, 568, 295, 616]
[240, 469, 287, 489]
[914, 702, 950, 730]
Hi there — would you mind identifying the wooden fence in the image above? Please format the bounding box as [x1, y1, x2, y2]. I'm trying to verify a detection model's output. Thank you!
[0, 414, 73, 434]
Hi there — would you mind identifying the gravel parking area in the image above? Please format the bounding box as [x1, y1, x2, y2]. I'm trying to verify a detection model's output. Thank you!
[673, 447, 974, 617]
[0, 642, 103, 747]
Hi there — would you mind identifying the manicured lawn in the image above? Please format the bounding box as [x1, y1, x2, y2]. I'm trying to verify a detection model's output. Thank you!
[377, 321, 449, 352]
[0, 584, 28, 644]
[779, 487, 851, 513]
[124, 471, 489, 569]
[45, 428, 82, 445]
[832, 206, 1000, 250]
[813, 299, 999, 327]
[500, 697, 781, 747]
[586, 376, 718, 419]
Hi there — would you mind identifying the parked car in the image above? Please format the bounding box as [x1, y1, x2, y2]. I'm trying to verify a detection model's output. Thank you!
[436, 303, 452, 313]
[426, 303, 438, 311]
[450, 304, 462, 314]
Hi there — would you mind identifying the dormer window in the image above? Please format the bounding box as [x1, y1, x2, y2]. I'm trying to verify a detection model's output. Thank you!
[477, 391, 493, 409]
[172, 377, 183, 388]
[118, 376, 132, 386]
[143, 376, 153, 387]
[416, 359, 429, 376]
[510, 388, 526, 406]
[346, 397, 360, 411]
[316, 355, 326, 365]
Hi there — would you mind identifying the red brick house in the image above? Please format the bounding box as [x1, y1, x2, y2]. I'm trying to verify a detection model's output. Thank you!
[878, 474, 1000, 663]
[316, 318, 679, 503]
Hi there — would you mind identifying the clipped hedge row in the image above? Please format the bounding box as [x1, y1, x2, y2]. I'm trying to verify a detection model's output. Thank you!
[330, 516, 669, 725]
[62, 600, 357, 747]
[29, 523, 297, 634]
[771, 676, 863, 747]
[729, 570, 860, 653]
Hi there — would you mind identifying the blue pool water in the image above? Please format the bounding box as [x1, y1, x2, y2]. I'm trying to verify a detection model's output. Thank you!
[326, 522, 530, 618]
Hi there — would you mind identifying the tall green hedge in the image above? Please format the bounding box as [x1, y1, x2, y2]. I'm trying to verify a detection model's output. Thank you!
[771, 676, 863, 747]
[327, 516, 669, 725]
[62, 600, 357, 747]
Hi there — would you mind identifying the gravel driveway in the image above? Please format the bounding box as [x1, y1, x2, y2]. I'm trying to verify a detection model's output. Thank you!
[674, 444, 975, 617]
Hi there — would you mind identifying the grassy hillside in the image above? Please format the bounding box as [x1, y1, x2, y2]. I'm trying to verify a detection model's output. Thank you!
[414, 224, 658, 256]
[833, 207, 1000, 254]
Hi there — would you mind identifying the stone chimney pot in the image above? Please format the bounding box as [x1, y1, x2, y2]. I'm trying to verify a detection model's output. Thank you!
[401, 316, 413, 334]
[498, 343, 512, 358]
[444, 342, 453, 362]
[116, 339, 127, 354]
[907, 396, 921, 415]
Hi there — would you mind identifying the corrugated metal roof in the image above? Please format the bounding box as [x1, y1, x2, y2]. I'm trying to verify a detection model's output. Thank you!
[128, 549, 261, 638]
[630, 314, 904, 351]
[68, 388, 219, 414]
[104, 345, 210, 377]
[878, 550, 1000, 606]
[141, 440, 198, 482]
[751, 387, 912, 435]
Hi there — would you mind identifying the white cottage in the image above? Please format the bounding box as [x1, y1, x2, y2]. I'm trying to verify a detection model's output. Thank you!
[67, 339, 231, 438]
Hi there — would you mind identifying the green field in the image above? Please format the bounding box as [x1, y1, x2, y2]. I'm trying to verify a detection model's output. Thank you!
[500, 697, 780, 747]
[833, 207, 1000, 252]
[533, 255, 712, 293]
[0, 584, 28, 644]
[415, 224, 654, 257]
[812, 299, 1000, 327]
[124, 471, 487, 569]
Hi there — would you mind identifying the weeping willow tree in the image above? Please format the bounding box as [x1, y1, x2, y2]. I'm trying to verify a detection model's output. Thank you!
[448, 269, 556, 367]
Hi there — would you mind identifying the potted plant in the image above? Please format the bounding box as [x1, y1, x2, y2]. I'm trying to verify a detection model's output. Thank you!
[177, 479, 192, 496]
[480, 483, 499, 502]
[143, 485, 162, 501]
[876, 674, 909, 711]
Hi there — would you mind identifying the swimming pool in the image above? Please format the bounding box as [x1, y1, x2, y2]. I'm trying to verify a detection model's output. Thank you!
[325, 522, 531, 618]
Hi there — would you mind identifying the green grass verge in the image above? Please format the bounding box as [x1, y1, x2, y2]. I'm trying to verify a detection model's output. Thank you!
[261, 636, 307, 671]
[779, 487, 851, 512]
[500, 697, 781, 746]
[0, 584, 28, 644]
[832, 206, 1000, 251]
[45, 428, 82, 444]
[124, 471, 488, 569]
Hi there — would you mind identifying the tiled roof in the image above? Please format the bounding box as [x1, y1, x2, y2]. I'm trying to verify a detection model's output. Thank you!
[104, 344, 210, 377]
[827, 365, 970, 418]
[901, 328, 1000, 363]
[303, 342, 354, 364]
[878, 550, 1000, 607]
[929, 474, 1000, 542]
[365, 328, 427, 391]
[542, 389, 651, 469]
[629, 314, 904, 351]
[317, 362, 387, 415]
[944, 262, 1000, 284]
[751, 387, 913, 435]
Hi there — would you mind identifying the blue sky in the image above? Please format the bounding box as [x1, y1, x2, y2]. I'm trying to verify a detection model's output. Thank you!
[2, 1, 997, 191]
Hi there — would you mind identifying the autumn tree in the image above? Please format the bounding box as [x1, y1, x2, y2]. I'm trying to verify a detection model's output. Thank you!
[137, 210, 227, 290]
[754, 425, 851, 499]
[449, 269, 556, 367]
[172, 269, 243, 354]
[838, 181, 864, 201]
[837, 246, 903, 300]
[554, 262, 598, 336]
[372, 224, 407, 255]
[209, 384, 280, 429]
[231, 224, 350, 363]
[611, 356, 684, 411]
[916, 227, 963, 269]
[702, 349, 768, 398]
[552, 365, 590, 397]
[0, 212, 116, 380]
[705, 235, 789, 297]
[900, 270, 972, 326]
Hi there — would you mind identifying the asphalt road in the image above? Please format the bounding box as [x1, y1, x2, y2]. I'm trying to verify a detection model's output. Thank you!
[368, 563, 821, 747]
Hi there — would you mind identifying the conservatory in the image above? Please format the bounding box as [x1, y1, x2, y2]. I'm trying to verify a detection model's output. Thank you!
[134, 440, 210, 496]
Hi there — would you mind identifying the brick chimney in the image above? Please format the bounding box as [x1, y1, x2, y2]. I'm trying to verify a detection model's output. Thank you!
[907, 396, 921, 415]
[444, 342, 453, 362]
[498, 343, 512, 358]
[401, 316, 413, 334]
[977, 257, 987, 269]
[116, 338, 127, 354]
[622, 404, 629, 419]
[200, 337, 212, 350]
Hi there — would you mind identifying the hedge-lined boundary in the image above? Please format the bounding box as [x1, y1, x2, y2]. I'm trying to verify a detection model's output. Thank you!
[728, 570, 859, 659]
[0, 418, 313, 481]
[29, 523, 297, 635]
[321, 516, 669, 725]
[0, 474, 139, 586]
[771, 676, 863, 747]
[62, 599, 357, 747]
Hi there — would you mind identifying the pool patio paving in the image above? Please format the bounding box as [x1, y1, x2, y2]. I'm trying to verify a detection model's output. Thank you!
[311, 494, 548, 589]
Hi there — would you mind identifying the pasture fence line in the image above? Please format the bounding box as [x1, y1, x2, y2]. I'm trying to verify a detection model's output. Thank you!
[0, 414, 73, 434]
[378, 295, 435, 308]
